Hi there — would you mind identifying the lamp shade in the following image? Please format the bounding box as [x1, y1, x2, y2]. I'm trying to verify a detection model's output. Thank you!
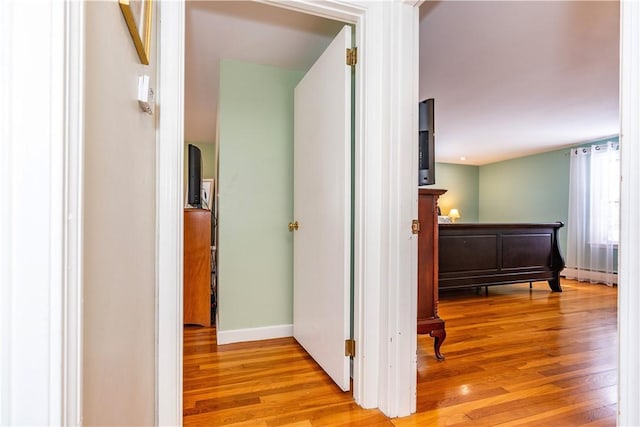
[449, 208, 460, 222]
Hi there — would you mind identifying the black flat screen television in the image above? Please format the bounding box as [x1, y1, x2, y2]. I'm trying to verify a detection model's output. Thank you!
[418, 98, 435, 186]
[187, 144, 202, 208]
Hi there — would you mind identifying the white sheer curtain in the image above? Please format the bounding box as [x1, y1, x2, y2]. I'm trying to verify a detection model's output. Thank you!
[565, 142, 620, 285]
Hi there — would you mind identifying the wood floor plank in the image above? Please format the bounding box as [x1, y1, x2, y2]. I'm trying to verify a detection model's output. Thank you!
[185, 279, 617, 426]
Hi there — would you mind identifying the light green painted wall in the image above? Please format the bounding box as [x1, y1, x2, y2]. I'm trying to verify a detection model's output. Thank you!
[217, 59, 304, 331]
[479, 148, 571, 255]
[478, 138, 618, 267]
[433, 163, 479, 222]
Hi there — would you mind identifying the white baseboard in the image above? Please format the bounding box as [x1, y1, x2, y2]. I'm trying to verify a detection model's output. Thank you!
[216, 324, 293, 345]
[562, 268, 618, 285]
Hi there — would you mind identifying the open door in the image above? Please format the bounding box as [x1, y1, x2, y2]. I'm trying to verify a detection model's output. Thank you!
[292, 25, 352, 391]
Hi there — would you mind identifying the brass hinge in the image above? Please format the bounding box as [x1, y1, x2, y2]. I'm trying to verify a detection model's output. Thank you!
[346, 47, 357, 66]
[345, 339, 356, 357]
[412, 219, 421, 234]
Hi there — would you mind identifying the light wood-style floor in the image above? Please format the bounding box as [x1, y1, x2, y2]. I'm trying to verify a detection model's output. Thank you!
[184, 280, 617, 426]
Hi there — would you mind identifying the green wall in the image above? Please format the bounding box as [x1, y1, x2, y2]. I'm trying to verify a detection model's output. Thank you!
[217, 59, 304, 331]
[434, 150, 571, 258]
[477, 137, 617, 260]
[479, 148, 570, 255]
[434, 163, 479, 222]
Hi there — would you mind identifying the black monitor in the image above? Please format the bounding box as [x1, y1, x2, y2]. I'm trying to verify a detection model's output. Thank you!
[187, 144, 202, 208]
[418, 98, 435, 186]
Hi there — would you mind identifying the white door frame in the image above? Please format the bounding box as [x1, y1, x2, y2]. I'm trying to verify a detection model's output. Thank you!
[618, 1, 640, 425]
[156, 0, 423, 421]
[1, 1, 83, 425]
[156, 1, 186, 424]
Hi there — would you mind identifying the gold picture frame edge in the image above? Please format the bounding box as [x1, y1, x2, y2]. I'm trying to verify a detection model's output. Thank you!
[118, 0, 153, 65]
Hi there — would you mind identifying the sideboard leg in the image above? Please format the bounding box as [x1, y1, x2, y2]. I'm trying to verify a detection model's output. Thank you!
[430, 329, 446, 360]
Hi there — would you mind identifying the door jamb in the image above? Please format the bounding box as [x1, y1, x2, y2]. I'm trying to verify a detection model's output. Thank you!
[156, 0, 423, 422]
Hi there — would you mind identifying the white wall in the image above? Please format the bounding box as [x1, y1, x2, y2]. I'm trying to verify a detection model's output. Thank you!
[82, 2, 157, 424]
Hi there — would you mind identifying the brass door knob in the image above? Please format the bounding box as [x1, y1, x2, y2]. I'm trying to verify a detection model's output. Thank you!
[288, 221, 299, 232]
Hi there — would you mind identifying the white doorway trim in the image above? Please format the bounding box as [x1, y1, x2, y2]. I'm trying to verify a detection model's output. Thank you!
[61, 2, 85, 424]
[1, 1, 83, 424]
[156, 0, 422, 422]
[156, 1, 186, 424]
[618, 2, 640, 425]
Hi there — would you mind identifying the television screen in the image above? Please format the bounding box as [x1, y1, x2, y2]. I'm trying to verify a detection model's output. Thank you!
[188, 144, 202, 208]
[418, 98, 435, 186]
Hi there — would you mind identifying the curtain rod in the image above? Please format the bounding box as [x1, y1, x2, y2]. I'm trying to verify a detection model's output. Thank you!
[568, 141, 619, 155]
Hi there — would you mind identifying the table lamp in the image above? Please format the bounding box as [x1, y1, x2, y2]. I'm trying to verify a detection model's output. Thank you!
[449, 208, 460, 222]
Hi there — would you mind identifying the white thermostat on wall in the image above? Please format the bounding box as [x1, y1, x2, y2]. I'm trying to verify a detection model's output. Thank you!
[137, 74, 154, 115]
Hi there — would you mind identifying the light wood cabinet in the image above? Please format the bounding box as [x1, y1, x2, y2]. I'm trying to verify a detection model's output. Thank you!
[417, 188, 447, 359]
[184, 209, 211, 326]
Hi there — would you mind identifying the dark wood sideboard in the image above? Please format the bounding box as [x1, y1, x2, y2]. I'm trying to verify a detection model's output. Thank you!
[417, 188, 447, 360]
[439, 222, 565, 292]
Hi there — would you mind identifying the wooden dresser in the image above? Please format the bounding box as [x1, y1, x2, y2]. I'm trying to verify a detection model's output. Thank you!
[417, 188, 447, 359]
[184, 208, 211, 326]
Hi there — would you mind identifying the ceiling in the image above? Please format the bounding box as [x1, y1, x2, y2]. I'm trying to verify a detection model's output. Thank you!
[184, 1, 343, 144]
[419, 1, 619, 165]
[184, 1, 620, 166]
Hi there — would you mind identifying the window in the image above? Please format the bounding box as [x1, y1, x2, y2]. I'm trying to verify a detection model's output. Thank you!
[589, 144, 620, 245]
[566, 141, 619, 283]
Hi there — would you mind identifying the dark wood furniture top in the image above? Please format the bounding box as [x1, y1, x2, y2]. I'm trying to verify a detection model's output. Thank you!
[438, 222, 565, 292]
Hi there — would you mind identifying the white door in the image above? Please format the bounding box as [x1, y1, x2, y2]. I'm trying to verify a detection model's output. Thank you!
[293, 25, 352, 391]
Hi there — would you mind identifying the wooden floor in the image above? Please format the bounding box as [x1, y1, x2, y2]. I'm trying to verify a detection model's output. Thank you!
[184, 280, 617, 426]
